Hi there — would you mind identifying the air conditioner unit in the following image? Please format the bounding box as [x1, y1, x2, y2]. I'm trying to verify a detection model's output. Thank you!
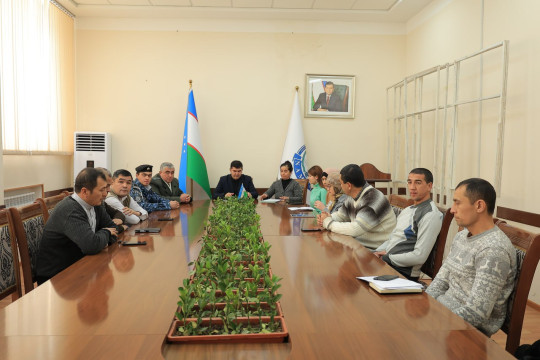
[73, 132, 112, 182]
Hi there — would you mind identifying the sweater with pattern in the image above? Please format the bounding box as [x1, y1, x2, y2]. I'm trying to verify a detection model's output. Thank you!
[322, 184, 396, 249]
[426, 226, 517, 336]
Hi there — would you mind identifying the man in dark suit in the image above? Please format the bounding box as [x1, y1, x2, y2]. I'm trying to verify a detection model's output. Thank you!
[312, 81, 344, 112]
[213, 160, 258, 199]
[150, 162, 191, 203]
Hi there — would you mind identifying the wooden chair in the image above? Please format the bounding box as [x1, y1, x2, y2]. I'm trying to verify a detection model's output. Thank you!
[294, 179, 309, 204]
[9, 202, 47, 294]
[359, 163, 391, 187]
[388, 194, 453, 279]
[37, 192, 67, 223]
[0, 209, 22, 300]
[494, 220, 540, 354]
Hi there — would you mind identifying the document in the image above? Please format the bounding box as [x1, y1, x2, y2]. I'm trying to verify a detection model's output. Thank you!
[261, 199, 281, 203]
[288, 206, 315, 211]
[357, 276, 423, 294]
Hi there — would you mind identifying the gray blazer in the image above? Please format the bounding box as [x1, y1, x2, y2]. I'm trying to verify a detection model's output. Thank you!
[264, 179, 303, 204]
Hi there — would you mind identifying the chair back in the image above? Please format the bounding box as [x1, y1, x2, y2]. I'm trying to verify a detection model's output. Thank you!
[0, 209, 22, 300]
[492, 207, 540, 355]
[420, 206, 453, 279]
[388, 194, 414, 217]
[294, 179, 309, 204]
[37, 192, 67, 223]
[9, 202, 47, 294]
[360, 163, 391, 187]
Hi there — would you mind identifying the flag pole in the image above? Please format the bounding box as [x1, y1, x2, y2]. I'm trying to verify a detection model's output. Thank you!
[189, 79, 194, 197]
[295, 86, 299, 91]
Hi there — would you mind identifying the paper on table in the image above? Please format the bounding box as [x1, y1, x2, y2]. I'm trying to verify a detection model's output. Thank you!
[357, 276, 423, 290]
[288, 206, 315, 211]
[261, 199, 281, 203]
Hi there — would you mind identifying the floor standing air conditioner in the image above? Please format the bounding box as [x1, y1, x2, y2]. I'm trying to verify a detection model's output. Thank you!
[73, 132, 112, 182]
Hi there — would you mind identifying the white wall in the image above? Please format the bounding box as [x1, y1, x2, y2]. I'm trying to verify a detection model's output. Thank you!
[75, 24, 405, 188]
[2, 155, 72, 192]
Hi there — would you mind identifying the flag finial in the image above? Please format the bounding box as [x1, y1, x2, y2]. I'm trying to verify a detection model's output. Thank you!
[189, 79, 192, 89]
[295, 86, 299, 91]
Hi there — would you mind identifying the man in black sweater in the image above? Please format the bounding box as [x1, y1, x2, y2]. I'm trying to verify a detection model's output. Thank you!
[36, 168, 118, 285]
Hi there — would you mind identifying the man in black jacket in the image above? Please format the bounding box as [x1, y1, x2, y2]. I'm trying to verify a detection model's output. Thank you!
[213, 160, 258, 199]
[36, 168, 118, 285]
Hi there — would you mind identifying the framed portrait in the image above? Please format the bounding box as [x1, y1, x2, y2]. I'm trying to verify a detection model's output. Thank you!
[305, 74, 355, 119]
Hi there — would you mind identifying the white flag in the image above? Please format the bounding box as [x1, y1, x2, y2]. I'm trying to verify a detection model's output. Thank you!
[279, 91, 307, 179]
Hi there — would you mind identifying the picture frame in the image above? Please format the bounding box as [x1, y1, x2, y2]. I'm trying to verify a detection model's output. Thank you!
[305, 74, 355, 119]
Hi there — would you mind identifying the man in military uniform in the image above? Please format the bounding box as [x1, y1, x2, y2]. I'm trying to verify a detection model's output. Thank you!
[131, 164, 180, 213]
[150, 162, 191, 203]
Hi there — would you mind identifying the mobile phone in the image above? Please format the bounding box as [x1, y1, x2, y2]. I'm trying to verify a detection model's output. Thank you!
[373, 275, 399, 281]
[122, 240, 147, 246]
[158, 218, 173, 221]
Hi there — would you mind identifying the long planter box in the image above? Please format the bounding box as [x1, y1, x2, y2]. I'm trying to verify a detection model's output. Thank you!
[176, 301, 284, 319]
[166, 317, 289, 344]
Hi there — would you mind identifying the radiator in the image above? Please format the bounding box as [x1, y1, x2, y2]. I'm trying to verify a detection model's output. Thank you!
[4, 192, 36, 208]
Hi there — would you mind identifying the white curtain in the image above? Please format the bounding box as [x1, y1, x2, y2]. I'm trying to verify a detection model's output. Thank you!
[0, 0, 61, 152]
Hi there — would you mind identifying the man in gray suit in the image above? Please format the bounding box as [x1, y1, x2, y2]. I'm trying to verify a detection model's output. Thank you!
[150, 162, 191, 203]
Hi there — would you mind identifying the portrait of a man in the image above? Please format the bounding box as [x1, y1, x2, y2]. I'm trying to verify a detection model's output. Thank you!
[306, 74, 355, 118]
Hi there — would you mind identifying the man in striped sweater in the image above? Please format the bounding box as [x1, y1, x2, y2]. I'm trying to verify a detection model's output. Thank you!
[318, 164, 396, 250]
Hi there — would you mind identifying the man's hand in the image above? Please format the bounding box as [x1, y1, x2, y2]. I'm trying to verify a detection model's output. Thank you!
[180, 193, 191, 203]
[279, 196, 289, 201]
[373, 251, 387, 259]
[170, 201, 180, 209]
[104, 227, 118, 237]
[317, 212, 330, 227]
[247, 192, 252, 198]
[112, 218, 123, 226]
[225, 193, 234, 198]
[260, 194, 268, 200]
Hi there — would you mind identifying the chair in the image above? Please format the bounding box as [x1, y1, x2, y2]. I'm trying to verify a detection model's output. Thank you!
[359, 163, 391, 188]
[294, 179, 309, 204]
[388, 194, 453, 279]
[37, 192, 67, 223]
[9, 202, 47, 294]
[420, 206, 453, 279]
[0, 209, 22, 300]
[494, 221, 540, 355]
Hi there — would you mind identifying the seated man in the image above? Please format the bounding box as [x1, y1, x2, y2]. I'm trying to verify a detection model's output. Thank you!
[317, 164, 396, 249]
[105, 169, 148, 225]
[131, 164, 180, 212]
[426, 178, 517, 336]
[96, 167, 127, 231]
[150, 162, 191, 203]
[213, 160, 258, 199]
[36, 168, 118, 284]
[373, 168, 443, 280]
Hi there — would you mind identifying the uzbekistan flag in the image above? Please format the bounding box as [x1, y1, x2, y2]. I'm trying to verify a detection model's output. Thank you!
[179, 89, 211, 198]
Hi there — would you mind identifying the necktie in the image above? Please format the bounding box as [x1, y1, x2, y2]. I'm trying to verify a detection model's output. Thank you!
[326, 95, 330, 105]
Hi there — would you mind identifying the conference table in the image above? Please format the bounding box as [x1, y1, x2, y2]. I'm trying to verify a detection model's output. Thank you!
[0, 200, 513, 359]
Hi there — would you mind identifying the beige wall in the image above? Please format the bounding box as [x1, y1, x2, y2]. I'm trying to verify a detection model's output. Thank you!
[75, 28, 405, 188]
[407, 0, 540, 302]
[2, 155, 72, 192]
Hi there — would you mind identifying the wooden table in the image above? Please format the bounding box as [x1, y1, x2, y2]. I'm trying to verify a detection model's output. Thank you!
[0, 201, 513, 359]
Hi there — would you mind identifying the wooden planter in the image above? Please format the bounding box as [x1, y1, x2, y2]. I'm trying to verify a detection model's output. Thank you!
[166, 317, 289, 344]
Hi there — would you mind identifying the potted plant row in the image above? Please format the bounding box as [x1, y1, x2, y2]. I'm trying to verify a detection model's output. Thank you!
[167, 198, 289, 344]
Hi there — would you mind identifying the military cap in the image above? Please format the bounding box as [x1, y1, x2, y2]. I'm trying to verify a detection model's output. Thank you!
[135, 164, 153, 173]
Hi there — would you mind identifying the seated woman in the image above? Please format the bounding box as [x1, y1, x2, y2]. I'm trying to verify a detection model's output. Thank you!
[314, 172, 346, 214]
[260, 161, 303, 203]
[307, 165, 327, 213]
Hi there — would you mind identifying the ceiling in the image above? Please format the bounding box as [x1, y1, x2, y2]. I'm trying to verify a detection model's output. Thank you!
[56, 0, 436, 22]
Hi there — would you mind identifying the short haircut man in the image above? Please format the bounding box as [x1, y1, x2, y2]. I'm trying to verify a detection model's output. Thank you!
[213, 160, 258, 199]
[150, 162, 191, 203]
[318, 164, 396, 249]
[96, 167, 127, 227]
[131, 164, 180, 212]
[312, 81, 344, 112]
[36, 168, 118, 284]
[426, 178, 517, 336]
[105, 169, 148, 224]
[374, 168, 443, 280]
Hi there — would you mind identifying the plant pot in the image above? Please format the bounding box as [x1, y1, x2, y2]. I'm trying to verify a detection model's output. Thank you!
[176, 301, 284, 319]
[166, 317, 289, 344]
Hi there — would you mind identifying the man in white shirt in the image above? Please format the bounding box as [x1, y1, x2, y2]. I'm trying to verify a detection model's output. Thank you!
[105, 169, 148, 225]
